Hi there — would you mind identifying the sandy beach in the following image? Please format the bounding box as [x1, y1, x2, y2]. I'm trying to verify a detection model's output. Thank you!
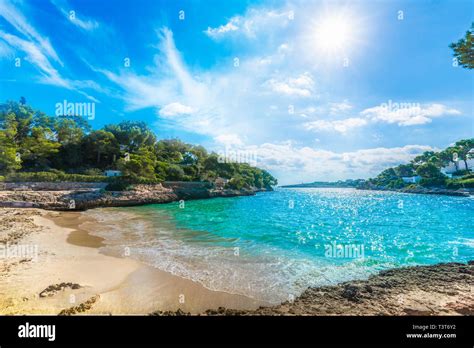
[1, 207, 472, 316]
[0, 208, 268, 315]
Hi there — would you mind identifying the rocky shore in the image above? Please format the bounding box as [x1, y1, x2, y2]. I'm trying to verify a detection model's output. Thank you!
[0, 181, 270, 211]
[151, 261, 474, 316]
[357, 185, 472, 197]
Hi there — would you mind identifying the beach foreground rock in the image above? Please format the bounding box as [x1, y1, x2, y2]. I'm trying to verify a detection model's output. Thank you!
[151, 262, 474, 316]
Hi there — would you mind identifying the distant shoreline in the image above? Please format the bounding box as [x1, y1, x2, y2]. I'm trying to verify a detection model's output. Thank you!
[279, 185, 472, 197]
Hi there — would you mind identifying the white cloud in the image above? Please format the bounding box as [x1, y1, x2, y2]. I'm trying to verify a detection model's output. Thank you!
[0, 30, 68, 87]
[277, 43, 290, 54]
[304, 117, 367, 134]
[214, 134, 243, 146]
[0, 0, 100, 101]
[51, 0, 99, 31]
[263, 72, 314, 97]
[99, 27, 298, 139]
[0, 30, 99, 101]
[0, 0, 62, 64]
[329, 100, 352, 115]
[205, 18, 239, 38]
[204, 8, 294, 39]
[0, 39, 13, 57]
[242, 142, 435, 184]
[159, 102, 194, 117]
[361, 103, 461, 126]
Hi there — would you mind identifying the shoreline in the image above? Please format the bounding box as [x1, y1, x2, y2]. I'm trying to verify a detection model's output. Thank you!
[0, 208, 269, 315]
[280, 185, 472, 197]
[1, 207, 472, 316]
[0, 181, 272, 211]
[194, 261, 473, 316]
[356, 186, 472, 197]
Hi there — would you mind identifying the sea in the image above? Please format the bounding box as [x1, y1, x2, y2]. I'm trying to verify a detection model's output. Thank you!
[82, 188, 474, 303]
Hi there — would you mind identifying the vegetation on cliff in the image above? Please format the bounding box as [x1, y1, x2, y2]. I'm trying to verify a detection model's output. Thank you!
[359, 139, 474, 190]
[0, 100, 277, 190]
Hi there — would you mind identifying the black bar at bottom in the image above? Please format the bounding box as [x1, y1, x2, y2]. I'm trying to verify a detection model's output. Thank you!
[0, 315, 471, 346]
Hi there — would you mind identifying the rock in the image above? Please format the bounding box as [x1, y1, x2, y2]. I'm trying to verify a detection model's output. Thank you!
[58, 295, 100, 315]
[341, 285, 360, 302]
[162, 261, 474, 316]
[39, 282, 81, 297]
[403, 307, 433, 316]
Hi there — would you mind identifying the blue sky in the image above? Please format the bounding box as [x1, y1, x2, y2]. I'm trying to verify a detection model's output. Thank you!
[0, 0, 472, 184]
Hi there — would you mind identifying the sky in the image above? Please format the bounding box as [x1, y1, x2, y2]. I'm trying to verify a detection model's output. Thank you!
[0, 0, 472, 185]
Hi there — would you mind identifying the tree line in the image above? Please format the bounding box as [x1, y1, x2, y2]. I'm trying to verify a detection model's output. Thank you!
[362, 139, 474, 189]
[0, 100, 277, 190]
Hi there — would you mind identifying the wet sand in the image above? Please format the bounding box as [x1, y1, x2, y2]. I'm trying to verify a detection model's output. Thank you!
[0, 208, 268, 315]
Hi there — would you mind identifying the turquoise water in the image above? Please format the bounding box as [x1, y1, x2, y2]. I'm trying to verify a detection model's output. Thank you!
[85, 188, 474, 303]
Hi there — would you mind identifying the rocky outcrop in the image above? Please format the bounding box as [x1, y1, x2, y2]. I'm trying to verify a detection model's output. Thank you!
[150, 261, 474, 316]
[0, 181, 271, 211]
[399, 186, 472, 197]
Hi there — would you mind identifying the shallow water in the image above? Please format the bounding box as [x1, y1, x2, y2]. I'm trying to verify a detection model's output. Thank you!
[83, 188, 474, 303]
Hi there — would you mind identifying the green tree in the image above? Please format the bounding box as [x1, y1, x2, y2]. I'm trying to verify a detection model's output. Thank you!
[0, 99, 279, 187]
[262, 169, 278, 188]
[416, 162, 443, 179]
[450, 23, 474, 69]
[105, 121, 156, 152]
[0, 101, 34, 144]
[412, 151, 436, 165]
[117, 150, 156, 179]
[82, 130, 119, 167]
[454, 139, 474, 171]
[394, 163, 415, 177]
[165, 164, 185, 181]
[21, 127, 60, 170]
[0, 131, 20, 173]
[228, 175, 247, 190]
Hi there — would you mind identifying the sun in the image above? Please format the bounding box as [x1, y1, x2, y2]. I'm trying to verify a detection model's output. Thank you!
[314, 14, 353, 53]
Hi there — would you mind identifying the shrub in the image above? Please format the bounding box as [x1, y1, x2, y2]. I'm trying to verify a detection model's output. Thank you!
[5, 171, 108, 182]
[6, 172, 59, 182]
[0, 175, 5, 182]
[460, 178, 474, 188]
[419, 177, 446, 187]
[82, 168, 104, 176]
[451, 170, 471, 177]
[447, 178, 474, 189]
[105, 178, 132, 191]
[460, 173, 474, 179]
[124, 175, 161, 185]
[387, 178, 405, 189]
[226, 175, 247, 190]
[104, 176, 161, 191]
